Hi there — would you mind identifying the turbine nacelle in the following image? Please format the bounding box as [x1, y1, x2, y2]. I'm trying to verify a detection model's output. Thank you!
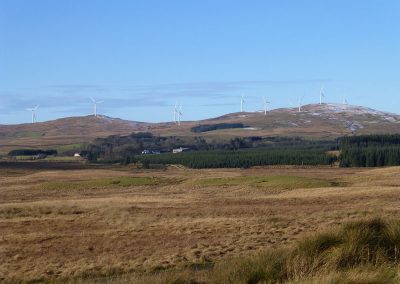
[89, 97, 104, 117]
[26, 105, 39, 123]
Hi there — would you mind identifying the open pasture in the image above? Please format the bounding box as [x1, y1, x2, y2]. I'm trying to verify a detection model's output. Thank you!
[1, 164, 400, 282]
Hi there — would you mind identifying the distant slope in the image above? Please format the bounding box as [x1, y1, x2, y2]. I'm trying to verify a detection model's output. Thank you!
[189, 103, 400, 138]
[0, 116, 150, 153]
[1, 104, 400, 154]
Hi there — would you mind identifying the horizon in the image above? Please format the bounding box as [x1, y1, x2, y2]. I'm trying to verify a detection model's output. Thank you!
[1, 102, 396, 126]
[1, 1, 399, 124]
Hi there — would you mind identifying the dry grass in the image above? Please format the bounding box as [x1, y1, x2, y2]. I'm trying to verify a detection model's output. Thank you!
[1, 165, 400, 282]
[192, 175, 343, 191]
[37, 176, 181, 191]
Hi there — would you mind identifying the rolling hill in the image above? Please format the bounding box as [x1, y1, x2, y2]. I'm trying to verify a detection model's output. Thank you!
[1, 103, 399, 154]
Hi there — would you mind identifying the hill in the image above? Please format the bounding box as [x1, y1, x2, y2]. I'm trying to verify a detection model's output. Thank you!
[194, 103, 400, 137]
[1, 103, 400, 154]
[0, 116, 150, 153]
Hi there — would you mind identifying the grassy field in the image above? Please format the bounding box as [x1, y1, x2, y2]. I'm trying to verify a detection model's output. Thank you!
[2, 164, 400, 283]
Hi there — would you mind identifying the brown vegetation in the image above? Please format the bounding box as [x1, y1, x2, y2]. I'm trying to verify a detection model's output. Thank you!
[1, 165, 400, 282]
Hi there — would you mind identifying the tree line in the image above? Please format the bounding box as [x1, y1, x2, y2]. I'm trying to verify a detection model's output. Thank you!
[8, 149, 58, 156]
[339, 135, 400, 167]
[132, 148, 336, 169]
[191, 123, 246, 133]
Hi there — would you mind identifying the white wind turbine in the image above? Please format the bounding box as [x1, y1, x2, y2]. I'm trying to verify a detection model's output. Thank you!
[26, 105, 39, 123]
[240, 95, 246, 112]
[298, 96, 304, 112]
[319, 87, 325, 105]
[174, 104, 183, 126]
[89, 97, 104, 117]
[173, 103, 178, 123]
[263, 97, 270, 115]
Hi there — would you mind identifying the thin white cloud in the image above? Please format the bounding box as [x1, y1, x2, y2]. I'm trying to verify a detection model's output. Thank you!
[0, 78, 331, 114]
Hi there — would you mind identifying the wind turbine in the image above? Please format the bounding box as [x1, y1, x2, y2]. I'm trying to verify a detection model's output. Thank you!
[263, 97, 270, 115]
[26, 105, 39, 123]
[319, 87, 325, 105]
[89, 97, 104, 117]
[298, 96, 304, 112]
[176, 104, 183, 126]
[240, 95, 246, 112]
[173, 103, 183, 126]
[173, 103, 178, 123]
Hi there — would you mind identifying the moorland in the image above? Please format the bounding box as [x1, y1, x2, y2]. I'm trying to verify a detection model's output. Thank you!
[2, 162, 400, 283]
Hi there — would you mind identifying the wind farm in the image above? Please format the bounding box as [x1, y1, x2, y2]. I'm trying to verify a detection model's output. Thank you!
[2, 1, 400, 283]
[1, 100, 400, 156]
[0, 87, 362, 125]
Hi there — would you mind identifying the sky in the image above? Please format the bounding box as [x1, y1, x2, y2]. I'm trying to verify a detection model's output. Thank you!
[0, 0, 399, 124]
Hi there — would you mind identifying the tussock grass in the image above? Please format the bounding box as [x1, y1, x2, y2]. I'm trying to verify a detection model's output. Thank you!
[193, 176, 342, 190]
[211, 218, 400, 283]
[290, 267, 398, 284]
[94, 218, 400, 283]
[37, 176, 180, 191]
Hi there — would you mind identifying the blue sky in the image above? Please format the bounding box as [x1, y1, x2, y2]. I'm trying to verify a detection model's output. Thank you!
[1, 0, 399, 124]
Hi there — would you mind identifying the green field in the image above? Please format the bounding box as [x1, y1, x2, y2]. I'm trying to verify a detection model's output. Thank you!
[37, 176, 181, 191]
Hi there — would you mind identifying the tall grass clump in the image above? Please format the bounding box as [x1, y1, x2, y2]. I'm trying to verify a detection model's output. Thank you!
[211, 218, 400, 283]
[61, 218, 400, 283]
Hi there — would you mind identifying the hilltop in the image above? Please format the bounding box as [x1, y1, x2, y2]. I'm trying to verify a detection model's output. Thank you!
[0, 103, 399, 153]
[198, 103, 400, 138]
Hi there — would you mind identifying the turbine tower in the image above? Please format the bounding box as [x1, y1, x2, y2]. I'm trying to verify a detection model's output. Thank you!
[263, 97, 270, 115]
[173, 103, 178, 123]
[319, 87, 325, 105]
[26, 105, 39, 123]
[240, 95, 246, 112]
[173, 103, 183, 126]
[176, 104, 183, 126]
[298, 96, 304, 112]
[89, 97, 104, 117]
